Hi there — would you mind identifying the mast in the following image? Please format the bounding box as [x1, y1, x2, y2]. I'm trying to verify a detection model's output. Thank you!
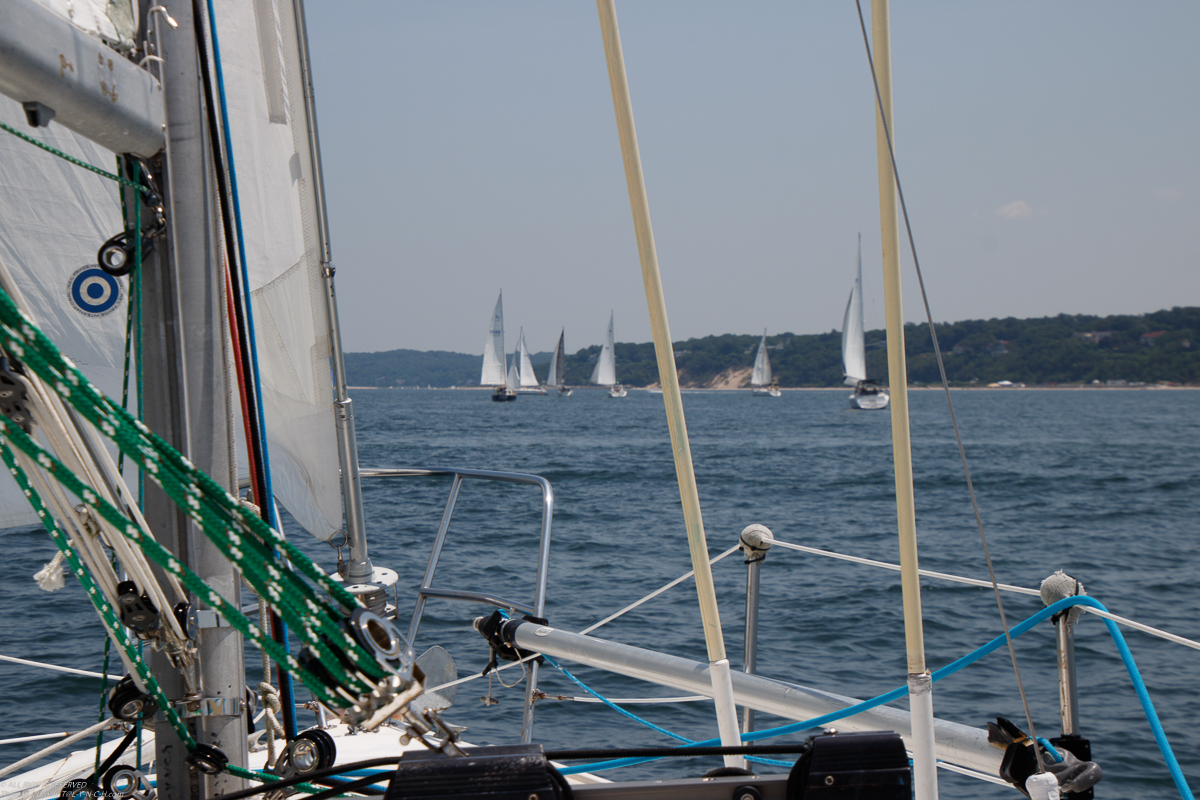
[595, 0, 743, 767]
[291, 0, 372, 582]
[870, 1, 938, 797]
[149, 0, 246, 792]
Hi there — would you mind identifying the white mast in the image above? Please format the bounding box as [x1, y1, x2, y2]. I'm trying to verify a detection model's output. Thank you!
[871, 1, 938, 796]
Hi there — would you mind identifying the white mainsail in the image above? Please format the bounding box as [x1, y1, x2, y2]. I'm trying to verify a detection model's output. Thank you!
[842, 237, 867, 386]
[214, 0, 342, 540]
[546, 329, 566, 388]
[0, 98, 132, 529]
[481, 292, 506, 386]
[751, 330, 773, 387]
[506, 352, 520, 393]
[517, 328, 539, 388]
[590, 313, 617, 386]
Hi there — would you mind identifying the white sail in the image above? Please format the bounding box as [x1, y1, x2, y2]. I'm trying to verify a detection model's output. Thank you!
[546, 329, 566, 388]
[590, 313, 617, 386]
[506, 352, 520, 392]
[842, 237, 867, 386]
[517, 328, 539, 387]
[213, 0, 342, 540]
[0, 99, 132, 529]
[481, 292, 506, 386]
[751, 330, 772, 386]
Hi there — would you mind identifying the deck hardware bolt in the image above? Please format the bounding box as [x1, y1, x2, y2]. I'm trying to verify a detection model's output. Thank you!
[825, 776, 835, 786]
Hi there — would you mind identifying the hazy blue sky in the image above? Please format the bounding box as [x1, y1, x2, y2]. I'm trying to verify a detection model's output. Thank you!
[305, 2, 1198, 355]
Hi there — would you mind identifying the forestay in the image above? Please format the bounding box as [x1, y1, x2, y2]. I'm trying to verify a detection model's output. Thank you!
[212, 0, 341, 539]
[0, 98, 130, 529]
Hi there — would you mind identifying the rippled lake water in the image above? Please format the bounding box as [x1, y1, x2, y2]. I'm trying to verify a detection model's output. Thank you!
[2, 387, 1197, 797]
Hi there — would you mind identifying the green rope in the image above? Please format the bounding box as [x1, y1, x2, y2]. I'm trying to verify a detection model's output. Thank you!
[0, 121, 149, 193]
[0, 442, 195, 747]
[0, 283, 390, 704]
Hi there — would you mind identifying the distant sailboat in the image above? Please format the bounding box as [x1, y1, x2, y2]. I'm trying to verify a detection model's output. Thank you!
[546, 329, 572, 396]
[483, 291, 516, 401]
[843, 235, 889, 410]
[591, 312, 626, 397]
[516, 328, 546, 394]
[750, 329, 781, 397]
[506, 351, 521, 396]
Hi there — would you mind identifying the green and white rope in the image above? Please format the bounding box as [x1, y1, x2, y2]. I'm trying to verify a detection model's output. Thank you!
[0, 287, 392, 708]
[0, 441, 195, 746]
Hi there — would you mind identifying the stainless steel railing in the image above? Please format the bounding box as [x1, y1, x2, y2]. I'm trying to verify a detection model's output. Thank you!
[360, 467, 554, 743]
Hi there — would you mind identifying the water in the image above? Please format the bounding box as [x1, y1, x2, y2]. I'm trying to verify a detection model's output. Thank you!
[2, 388, 1198, 797]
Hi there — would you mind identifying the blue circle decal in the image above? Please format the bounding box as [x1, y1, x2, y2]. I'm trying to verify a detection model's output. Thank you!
[66, 266, 123, 317]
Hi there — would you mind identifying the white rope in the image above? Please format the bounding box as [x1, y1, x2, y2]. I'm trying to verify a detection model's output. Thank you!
[1082, 607, 1200, 653]
[0, 653, 120, 681]
[578, 545, 741, 635]
[570, 695, 708, 704]
[934, 759, 1010, 786]
[0, 717, 117, 779]
[769, 539, 1040, 596]
[0, 732, 79, 746]
[769, 538, 1200, 651]
[258, 681, 285, 766]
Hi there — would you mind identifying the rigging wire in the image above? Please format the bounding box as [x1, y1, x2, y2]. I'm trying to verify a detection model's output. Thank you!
[852, 0, 1045, 774]
[190, 0, 299, 736]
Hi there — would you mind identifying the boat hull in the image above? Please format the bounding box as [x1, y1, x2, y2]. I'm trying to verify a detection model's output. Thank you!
[850, 380, 889, 410]
[608, 385, 627, 398]
[491, 387, 518, 402]
[752, 386, 781, 398]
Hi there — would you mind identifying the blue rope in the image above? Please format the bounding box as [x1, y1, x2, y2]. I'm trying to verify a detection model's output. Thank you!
[559, 595, 1195, 799]
[201, 0, 296, 737]
[541, 654, 792, 768]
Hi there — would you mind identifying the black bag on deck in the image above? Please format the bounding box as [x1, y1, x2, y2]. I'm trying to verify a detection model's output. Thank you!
[787, 731, 912, 799]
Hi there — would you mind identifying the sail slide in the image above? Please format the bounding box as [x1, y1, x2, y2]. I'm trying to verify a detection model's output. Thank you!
[590, 313, 618, 386]
[0, 98, 132, 529]
[481, 292, 506, 385]
[210, 0, 344, 539]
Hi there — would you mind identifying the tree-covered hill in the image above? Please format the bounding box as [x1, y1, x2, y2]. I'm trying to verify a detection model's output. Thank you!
[344, 307, 1199, 388]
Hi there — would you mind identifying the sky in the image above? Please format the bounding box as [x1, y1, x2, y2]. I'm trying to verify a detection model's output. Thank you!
[304, 2, 1198, 355]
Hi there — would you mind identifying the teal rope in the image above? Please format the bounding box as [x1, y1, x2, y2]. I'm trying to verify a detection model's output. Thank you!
[542, 654, 791, 768]
[560, 595, 1194, 797]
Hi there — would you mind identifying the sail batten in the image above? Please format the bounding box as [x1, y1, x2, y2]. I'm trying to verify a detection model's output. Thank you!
[590, 313, 618, 386]
[842, 239, 867, 386]
[481, 292, 506, 386]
